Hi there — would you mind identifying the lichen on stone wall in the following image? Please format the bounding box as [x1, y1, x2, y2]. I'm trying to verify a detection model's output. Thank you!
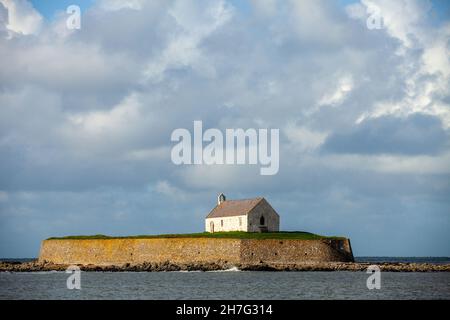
[39, 238, 354, 266]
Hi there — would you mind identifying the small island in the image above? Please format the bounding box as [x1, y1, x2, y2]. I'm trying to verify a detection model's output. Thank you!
[35, 195, 354, 268]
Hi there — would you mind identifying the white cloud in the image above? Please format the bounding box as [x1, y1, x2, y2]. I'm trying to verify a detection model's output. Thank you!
[61, 92, 155, 157]
[345, 2, 366, 20]
[143, 0, 233, 82]
[0, 0, 42, 36]
[97, 0, 145, 11]
[318, 74, 354, 107]
[357, 0, 431, 48]
[67, 93, 141, 136]
[422, 26, 450, 77]
[289, 0, 349, 45]
[284, 124, 328, 153]
[348, 0, 450, 128]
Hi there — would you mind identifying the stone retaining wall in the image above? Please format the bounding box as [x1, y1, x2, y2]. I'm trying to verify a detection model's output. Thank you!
[39, 238, 354, 265]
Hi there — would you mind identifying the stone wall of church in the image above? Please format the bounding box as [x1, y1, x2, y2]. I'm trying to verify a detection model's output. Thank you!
[247, 199, 280, 232]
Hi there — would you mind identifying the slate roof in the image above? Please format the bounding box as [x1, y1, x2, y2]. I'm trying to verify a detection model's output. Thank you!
[206, 197, 264, 218]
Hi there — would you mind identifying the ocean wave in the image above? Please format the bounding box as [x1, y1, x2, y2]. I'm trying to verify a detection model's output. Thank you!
[208, 266, 241, 272]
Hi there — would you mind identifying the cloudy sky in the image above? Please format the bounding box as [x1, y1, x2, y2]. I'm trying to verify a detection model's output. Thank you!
[0, 0, 449, 258]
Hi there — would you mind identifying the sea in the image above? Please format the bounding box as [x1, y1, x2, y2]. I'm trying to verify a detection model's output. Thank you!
[0, 257, 449, 300]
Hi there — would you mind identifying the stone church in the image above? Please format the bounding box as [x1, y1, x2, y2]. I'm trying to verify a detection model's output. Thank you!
[205, 193, 280, 233]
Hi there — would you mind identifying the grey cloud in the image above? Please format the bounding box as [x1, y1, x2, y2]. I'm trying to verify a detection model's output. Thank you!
[321, 113, 448, 155]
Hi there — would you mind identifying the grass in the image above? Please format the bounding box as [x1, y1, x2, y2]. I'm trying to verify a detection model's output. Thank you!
[47, 231, 346, 240]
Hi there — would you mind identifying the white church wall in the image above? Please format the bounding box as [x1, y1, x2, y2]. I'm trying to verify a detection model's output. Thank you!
[205, 215, 248, 232]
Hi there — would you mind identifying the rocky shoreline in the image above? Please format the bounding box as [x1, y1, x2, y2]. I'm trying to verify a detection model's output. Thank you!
[1, 260, 450, 272]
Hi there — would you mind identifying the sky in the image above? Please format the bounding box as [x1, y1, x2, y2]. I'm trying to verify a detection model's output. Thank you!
[0, 0, 449, 258]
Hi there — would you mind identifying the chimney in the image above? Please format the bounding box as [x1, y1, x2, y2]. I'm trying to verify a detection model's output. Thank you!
[218, 193, 226, 205]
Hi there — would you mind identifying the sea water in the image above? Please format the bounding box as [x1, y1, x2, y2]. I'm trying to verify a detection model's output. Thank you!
[1, 270, 449, 300]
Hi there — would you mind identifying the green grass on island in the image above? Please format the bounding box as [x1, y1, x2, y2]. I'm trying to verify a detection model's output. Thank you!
[47, 231, 345, 240]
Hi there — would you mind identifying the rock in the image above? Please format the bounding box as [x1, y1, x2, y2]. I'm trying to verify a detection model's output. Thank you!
[1, 260, 449, 272]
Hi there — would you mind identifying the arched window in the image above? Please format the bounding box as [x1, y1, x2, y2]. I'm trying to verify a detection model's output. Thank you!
[221, 220, 224, 227]
[260, 216, 265, 226]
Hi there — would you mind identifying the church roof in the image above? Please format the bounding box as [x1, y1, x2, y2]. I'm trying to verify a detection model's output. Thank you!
[206, 197, 264, 218]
